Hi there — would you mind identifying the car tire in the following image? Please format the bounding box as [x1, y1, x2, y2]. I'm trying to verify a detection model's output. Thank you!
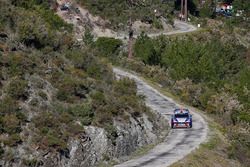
[171, 120, 174, 129]
[190, 120, 192, 128]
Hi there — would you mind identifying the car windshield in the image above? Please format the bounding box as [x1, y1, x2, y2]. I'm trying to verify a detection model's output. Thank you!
[175, 113, 189, 118]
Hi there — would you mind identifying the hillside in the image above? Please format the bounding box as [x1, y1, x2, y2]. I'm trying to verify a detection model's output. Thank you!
[113, 14, 250, 167]
[0, 0, 249, 167]
[73, 0, 250, 166]
[0, 1, 167, 166]
[76, 0, 174, 31]
[64, 0, 250, 166]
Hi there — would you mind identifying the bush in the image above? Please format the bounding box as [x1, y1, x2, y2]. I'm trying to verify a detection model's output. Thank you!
[199, 1, 215, 18]
[228, 128, 250, 166]
[46, 133, 67, 150]
[11, 0, 72, 31]
[2, 52, 37, 77]
[134, 33, 159, 65]
[23, 158, 41, 167]
[152, 18, 163, 29]
[0, 96, 18, 114]
[105, 124, 118, 145]
[4, 133, 22, 146]
[113, 78, 137, 96]
[83, 28, 94, 46]
[232, 111, 250, 124]
[7, 78, 28, 100]
[33, 112, 67, 150]
[65, 104, 94, 126]
[56, 75, 90, 102]
[56, 89, 71, 102]
[2, 114, 21, 134]
[95, 37, 122, 58]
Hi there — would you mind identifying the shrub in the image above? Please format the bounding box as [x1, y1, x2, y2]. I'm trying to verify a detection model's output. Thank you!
[4, 133, 22, 146]
[94, 109, 113, 126]
[11, 0, 72, 31]
[33, 112, 67, 150]
[65, 104, 94, 126]
[232, 111, 250, 124]
[199, 1, 215, 18]
[91, 91, 106, 107]
[38, 91, 47, 100]
[2, 52, 37, 77]
[46, 133, 67, 150]
[83, 28, 94, 46]
[23, 158, 40, 167]
[134, 33, 158, 65]
[105, 124, 118, 145]
[152, 18, 163, 29]
[228, 128, 250, 166]
[2, 114, 21, 134]
[56, 75, 90, 102]
[95, 37, 122, 58]
[0, 96, 18, 114]
[7, 78, 28, 100]
[56, 89, 71, 102]
[113, 78, 137, 96]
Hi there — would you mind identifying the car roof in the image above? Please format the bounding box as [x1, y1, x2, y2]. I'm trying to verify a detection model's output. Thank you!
[174, 108, 189, 114]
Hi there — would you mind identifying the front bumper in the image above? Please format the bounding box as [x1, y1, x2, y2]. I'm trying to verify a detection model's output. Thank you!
[173, 122, 191, 128]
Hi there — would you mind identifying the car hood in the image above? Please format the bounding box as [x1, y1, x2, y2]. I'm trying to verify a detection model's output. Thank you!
[175, 118, 188, 122]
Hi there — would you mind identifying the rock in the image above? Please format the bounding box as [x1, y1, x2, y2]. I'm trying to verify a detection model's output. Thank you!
[1, 109, 168, 167]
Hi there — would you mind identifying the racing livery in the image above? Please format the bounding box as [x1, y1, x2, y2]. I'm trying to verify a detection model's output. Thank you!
[171, 108, 192, 128]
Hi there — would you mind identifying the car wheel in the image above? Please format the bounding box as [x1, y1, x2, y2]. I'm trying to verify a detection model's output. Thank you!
[171, 121, 174, 129]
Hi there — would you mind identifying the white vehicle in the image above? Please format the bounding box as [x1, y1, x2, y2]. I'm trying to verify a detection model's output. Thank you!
[171, 108, 192, 128]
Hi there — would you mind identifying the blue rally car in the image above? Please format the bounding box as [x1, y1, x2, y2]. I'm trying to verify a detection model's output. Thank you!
[171, 108, 192, 128]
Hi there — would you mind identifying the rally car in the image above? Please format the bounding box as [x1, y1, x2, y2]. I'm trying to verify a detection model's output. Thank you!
[171, 108, 192, 128]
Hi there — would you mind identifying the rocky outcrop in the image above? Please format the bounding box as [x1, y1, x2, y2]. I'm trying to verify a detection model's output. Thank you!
[59, 112, 168, 167]
[0, 111, 168, 167]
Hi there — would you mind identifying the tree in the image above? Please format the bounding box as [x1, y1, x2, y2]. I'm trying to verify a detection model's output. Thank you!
[134, 33, 161, 65]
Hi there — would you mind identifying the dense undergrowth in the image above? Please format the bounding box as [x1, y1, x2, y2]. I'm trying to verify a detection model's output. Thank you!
[0, 0, 149, 162]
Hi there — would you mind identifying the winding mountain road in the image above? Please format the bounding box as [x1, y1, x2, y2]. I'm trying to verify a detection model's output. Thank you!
[56, 1, 197, 40]
[57, 3, 208, 166]
[113, 20, 197, 40]
[113, 68, 208, 167]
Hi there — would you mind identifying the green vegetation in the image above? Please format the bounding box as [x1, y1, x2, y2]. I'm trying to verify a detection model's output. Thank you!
[0, 0, 150, 163]
[1, 0, 249, 165]
[95, 37, 123, 58]
[0, 0, 72, 49]
[23, 158, 41, 167]
[108, 28, 250, 165]
[77, 0, 174, 30]
[7, 78, 28, 100]
[139, 36, 245, 84]
[233, 0, 250, 14]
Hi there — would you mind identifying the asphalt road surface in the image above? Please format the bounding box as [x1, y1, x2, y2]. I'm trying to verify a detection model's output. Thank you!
[113, 68, 208, 167]
[115, 20, 197, 40]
